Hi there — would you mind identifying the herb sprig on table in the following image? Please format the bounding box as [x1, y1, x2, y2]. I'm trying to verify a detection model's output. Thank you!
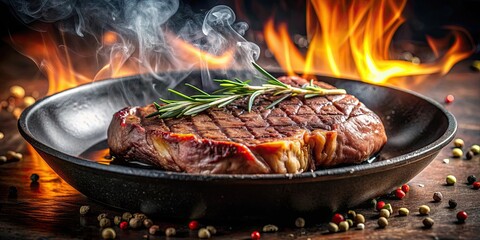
[146, 62, 346, 119]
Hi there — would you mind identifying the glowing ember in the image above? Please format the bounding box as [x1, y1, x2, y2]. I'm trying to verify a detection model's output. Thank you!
[264, 0, 475, 84]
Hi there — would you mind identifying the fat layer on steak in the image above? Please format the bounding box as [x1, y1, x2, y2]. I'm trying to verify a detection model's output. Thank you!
[107, 76, 387, 174]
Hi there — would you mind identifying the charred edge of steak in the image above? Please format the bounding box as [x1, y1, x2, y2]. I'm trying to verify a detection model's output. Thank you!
[107, 77, 387, 174]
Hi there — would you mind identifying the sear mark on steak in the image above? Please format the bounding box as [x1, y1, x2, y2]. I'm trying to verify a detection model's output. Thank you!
[107, 76, 387, 174]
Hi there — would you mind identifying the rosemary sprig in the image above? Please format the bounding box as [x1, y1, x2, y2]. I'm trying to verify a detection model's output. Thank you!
[146, 62, 346, 118]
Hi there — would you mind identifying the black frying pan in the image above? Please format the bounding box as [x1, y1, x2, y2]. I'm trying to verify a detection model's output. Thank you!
[18, 71, 456, 220]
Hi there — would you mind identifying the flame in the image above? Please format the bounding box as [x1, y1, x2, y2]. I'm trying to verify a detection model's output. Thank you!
[264, 0, 474, 85]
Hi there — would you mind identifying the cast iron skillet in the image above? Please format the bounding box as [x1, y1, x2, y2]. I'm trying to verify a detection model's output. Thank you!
[18, 71, 456, 220]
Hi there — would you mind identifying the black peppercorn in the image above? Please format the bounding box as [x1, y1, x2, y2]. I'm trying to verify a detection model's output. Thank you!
[448, 199, 457, 209]
[466, 151, 474, 160]
[30, 173, 40, 182]
[467, 175, 477, 185]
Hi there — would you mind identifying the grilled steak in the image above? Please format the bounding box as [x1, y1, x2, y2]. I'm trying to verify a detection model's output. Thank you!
[108, 76, 387, 174]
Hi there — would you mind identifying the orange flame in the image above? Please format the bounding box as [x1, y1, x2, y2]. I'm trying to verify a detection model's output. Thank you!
[265, 0, 474, 84]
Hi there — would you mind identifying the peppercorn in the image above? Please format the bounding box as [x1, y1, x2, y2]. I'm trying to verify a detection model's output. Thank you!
[97, 213, 108, 221]
[0, 132, 4, 140]
[398, 208, 409, 216]
[206, 226, 217, 235]
[133, 213, 147, 221]
[401, 184, 410, 193]
[395, 189, 406, 199]
[295, 217, 305, 228]
[423, 217, 434, 228]
[466, 151, 474, 160]
[148, 225, 160, 235]
[452, 148, 463, 158]
[378, 217, 388, 228]
[338, 221, 349, 232]
[262, 224, 279, 233]
[8, 186, 17, 198]
[383, 203, 393, 214]
[448, 199, 457, 208]
[129, 218, 142, 229]
[113, 216, 121, 225]
[453, 138, 464, 148]
[419, 205, 430, 215]
[327, 222, 338, 233]
[347, 210, 356, 219]
[379, 209, 390, 218]
[346, 219, 353, 227]
[354, 214, 365, 225]
[189, 220, 199, 230]
[143, 219, 153, 228]
[251, 230, 261, 240]
[456, 211, 468, 222]
[376, 201, 385, 211]
[165, 227, 176, 237]
[467, 175, 477, 185]
[122, 212, 132, 221]
[79, 205, 90, 215]
[473, 182, 480, 190]
[356, 223, 365, 230]
[331, 213, 344, 225]
[0, 156, 7, 163]
[433, 192, 443, 202]
[23, 96, 35, 107]
[101, 228, 116, 239]
[99, 218, 111, 228]
[471, 145, 480, 155]
[10, 85, 25, 99]
[6, 151, 22, 161]
[119, 221, 128, 230]
[370, 198, 377, 208]
[198, 228, 211, 239]
[30, 173, 40, 182]
[446, 175, 457, 185]
[445, 94, 455, 104]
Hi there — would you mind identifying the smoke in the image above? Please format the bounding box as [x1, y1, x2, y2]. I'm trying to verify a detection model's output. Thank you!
[5, 0, 260, 93]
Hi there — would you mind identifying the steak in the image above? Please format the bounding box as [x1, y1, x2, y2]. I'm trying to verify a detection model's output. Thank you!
[107, 76, 387, 174]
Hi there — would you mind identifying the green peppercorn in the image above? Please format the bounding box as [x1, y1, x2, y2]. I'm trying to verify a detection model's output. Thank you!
[354, 214, 365, 225]
[99, 218, 111, 228]
[471, 145, 480, 155]
[262, 224, 279, 233]
[448, 199, 457, 208]
[198, 228, 211, 239]
[382, 203, 393, 214]
[101, 228, 116, 239]
[433, 192, 443, 202]
[423, 217, 434, 228]
[129, 218, 142, 229]
[347, 210, 356, 219]
[378, 217, 388, 228]
[452, 148, 463, 158]
[149, 225, 160, 235]
[113, 216, 122, 225]
[327, 222, 338, 233]
[379, 209, 390, 218]
[79, 205, 90, 215]
[467, 175, 477, 185]
[97, 213, 108, 221]
[419, 205, 430, 215]
[346, 219, 353, 227]
[30, 173, 40, 182]
[356, 223, 365, 230]
[446, 175, 457, 185]
[453, 138, 464, 148]
[143, 219, 153, 228]
[206, 226, 217, 235]
[338, 221, 349, 232]
[295, 217, 305, 228]
[122, 212, 133, 221]
[165, 227, 176, 237]
[466, 151, 474, 160]
[398, 207, 409, 216]
[370, 199, 377, 208]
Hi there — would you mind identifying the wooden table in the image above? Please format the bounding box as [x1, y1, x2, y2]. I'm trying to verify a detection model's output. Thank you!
[0, 45, 479, 239]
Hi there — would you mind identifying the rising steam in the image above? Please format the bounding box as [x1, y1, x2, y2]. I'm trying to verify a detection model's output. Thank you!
[5, 0, 260, 92]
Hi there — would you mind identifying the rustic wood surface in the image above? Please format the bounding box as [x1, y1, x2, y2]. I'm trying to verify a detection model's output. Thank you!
[0, 44, 479, 239]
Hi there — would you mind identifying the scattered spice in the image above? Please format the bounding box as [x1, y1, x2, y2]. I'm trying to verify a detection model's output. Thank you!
[338, 221, 349, 232]
[23, 96, 36, 107]
[422, 217, 434, 228]
[262, 224, 279, 233]
[129, 218, 142, 229]
[433, 192, 443, 202]
[473, 181, 480, 190]
[295, 217, 306, 228]
[0, 156, 6, 163]
[383, 203, 393, 214]
[206, 226, 217, 235]
[101, 228, 116, 239]
[0, 132, 4, 140]
[401, 184, 410, 193]
[346, 219, 353, 227]
[453, 138, 464, 148]
[99, 218, 111, 228]
[370, 199, 377, 208]
[97, 213, 108, 221]
[379, 209, 390, 218]
[398, 208, 409, 216]
[251, 230, 261, 240]
[113, 216, 122, 225]
[376, 201, 385, 211]
[122, 212, 132, 221]
[327, 222, 338, 233]
[354, 214, 365, 225]
[198, 228, 211, 239]
[10, 85, 25, 99]
[143, 219, 153, 228]
[448, 199, 457, 209]
[467, 175, 477, 185]
[6, 151, 22, 161]
[452, 148, 463, 158]
[466, 151, 474, 160]
[456, 211, 468, 222]
[377, 217, 388, 228]
[133, 213, 147, 221]
[165, 227, 176, 237]
[356, 223, 365, 230]
[347, 210, 356, 219]
[444, 94, 455, 104]
[395, 189, 406, 199]
[471, 145, 480, 155]
[331, 213, 344, 225]
[30, 173, 40, 183]
[119, 221, 128, 230]
[446, 175, 457, 185]
[79, 205, 90, 215]
[189, 220, 199, 230]
[443, 158, 450, 164]
[148, 225, 160, 235]
[419, 205, 430, 215]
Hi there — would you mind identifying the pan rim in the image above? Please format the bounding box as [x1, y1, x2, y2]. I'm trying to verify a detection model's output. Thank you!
[18, 74, 457, 182]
